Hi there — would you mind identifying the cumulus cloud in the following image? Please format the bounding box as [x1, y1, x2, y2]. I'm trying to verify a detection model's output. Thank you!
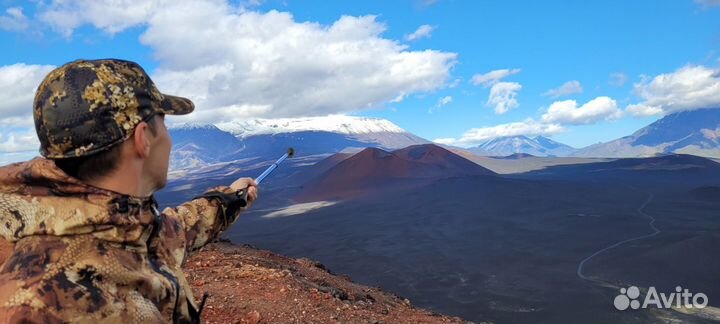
[432, 119, 564, 147]
[541, 96, 621, 125]
[625, 104, 663, 117]
[0, 129, 39, 153]
[471, 68, 522, 114]
[609, 72, 628, 87]
[0, 63, 57, 127]
[37, 0, 172, 37]
[149, 9, 456, 122]
[405, 24, 434, 41]
[27, 1, 457, 123]
[471, 68, 521, 87]
[0, 7, 29, 31]
[542, 80, 583, 98]
[439, 95, 622, 148]
[487, 82, 522, 114]
[429, 95, 452, 113]
[0, 127, 39, 164]
[626, 65, 720, 116]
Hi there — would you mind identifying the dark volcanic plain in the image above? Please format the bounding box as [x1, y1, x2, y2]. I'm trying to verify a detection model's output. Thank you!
[158, 145, 720, 323]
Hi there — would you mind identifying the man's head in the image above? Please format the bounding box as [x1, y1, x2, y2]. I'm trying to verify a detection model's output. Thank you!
[34, 59, 193, 194]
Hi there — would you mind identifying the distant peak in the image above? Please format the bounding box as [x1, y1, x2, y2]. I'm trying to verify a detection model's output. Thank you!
[395, 143, 448, 154]
[498, 152, 536, 159]
[357, 147, 393, 158]
[216, 115, 407, 137]
[169, 123, 220, 131]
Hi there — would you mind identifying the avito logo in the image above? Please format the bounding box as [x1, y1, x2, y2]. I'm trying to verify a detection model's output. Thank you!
[614, 286, 708, 311]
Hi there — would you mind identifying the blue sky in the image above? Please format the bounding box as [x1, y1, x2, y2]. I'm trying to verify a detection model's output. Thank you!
[1, 0, 720, 159]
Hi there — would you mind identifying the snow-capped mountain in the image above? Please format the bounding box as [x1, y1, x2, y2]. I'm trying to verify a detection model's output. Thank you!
[574, 108, 720, 158]
[167, 116, 429, 170]
[168, 124, 245, 170]
[217, 115, 406, 137]
[217, 115, 428, 159]
[470, 136, 576, 157]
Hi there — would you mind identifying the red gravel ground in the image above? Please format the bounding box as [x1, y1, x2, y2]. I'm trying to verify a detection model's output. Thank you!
[0, 239, 472, 323]
[184, 242, 471, 324]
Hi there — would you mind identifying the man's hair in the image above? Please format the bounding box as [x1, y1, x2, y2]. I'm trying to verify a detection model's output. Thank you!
[55, 115, 160, 182]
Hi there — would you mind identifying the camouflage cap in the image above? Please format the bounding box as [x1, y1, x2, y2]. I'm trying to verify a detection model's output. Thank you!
[34, 59, 194, 159]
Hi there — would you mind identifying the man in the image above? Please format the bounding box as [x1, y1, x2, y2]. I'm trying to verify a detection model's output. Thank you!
[0, 59, 258, 323]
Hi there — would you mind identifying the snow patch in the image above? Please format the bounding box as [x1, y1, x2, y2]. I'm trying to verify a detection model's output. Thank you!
[261, 201, 338, 218]
[216, 115, 406, 137]
[169, 123, 221, 131]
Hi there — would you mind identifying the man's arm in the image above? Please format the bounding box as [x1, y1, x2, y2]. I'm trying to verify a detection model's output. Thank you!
[162, 178, 258, 252]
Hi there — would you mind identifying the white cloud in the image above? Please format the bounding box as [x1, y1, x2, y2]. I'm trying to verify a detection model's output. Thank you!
[243, 0, 265, 7]
[433, 119, 564, 147]
[694, 0, 720, 7]
[147, 8, 457, 122]
[432, 137, 456, 145]
[700, 128, 720, 140]
[542, 80, 583, 98]
[405, 24, 434, 41]
[418, 0, 439, 7]
[429, 95, 452, 113]
[471, 68, 521, 87]
[0, 129, 39, 153]
[609, 72, 628, 87]
[541, 96, 621, 125]
[627, 65, 720, 116]
[470, 68, 522, 114]
[487, 81, 521, 114]
[0, 7, 29, 31]
[439, 96, 621, 148]
[37, 0, 173, 37]
[625, 104, 663, 117]
[28, 1, 457, 123]
[437, 95, 452, 106]
[0, 1, 458, 155]
[0, 63, 57, 127]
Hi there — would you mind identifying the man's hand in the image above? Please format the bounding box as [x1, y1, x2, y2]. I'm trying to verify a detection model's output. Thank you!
[230, 178, 259, 208]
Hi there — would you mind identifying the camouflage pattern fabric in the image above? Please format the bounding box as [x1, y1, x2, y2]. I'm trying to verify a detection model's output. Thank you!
[0, 158, 243, 323]
[34, 59, 194, 159]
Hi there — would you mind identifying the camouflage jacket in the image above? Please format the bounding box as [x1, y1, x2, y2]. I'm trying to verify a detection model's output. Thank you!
[0, 158, 245, 324]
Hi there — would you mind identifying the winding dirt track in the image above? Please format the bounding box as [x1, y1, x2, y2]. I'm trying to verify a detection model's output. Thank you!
[576, 191, 659, 284]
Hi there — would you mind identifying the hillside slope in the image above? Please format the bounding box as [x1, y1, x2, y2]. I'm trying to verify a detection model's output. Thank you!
[575, 108, 720, 158]
[299, 144, 495, 200]
[186, 242, 469, 324]
[0, 240, 468, 324]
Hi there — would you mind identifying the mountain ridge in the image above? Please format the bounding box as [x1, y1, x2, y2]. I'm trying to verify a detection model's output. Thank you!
[470, 135, 576, 157]
[168, 117, 429, 170]
[574, 108, 720, 158]
[216, 115, 408, 137]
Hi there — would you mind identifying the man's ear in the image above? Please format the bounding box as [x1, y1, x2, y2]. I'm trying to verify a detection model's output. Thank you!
[133, 122, 152, 158]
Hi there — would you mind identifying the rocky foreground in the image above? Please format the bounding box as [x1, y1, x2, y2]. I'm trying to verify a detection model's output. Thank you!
[185, 241, 469, 324]
[0, 239, 468, 323]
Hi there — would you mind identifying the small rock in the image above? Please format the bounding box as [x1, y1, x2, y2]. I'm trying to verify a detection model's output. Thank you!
[246, 310, 262, 324]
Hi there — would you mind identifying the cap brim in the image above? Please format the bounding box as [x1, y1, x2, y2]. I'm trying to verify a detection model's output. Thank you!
[158, 94, 195, 115]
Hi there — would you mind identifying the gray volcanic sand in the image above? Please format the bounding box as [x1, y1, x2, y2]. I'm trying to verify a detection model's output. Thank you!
[226, 176, 719, 323]
[159, 154, 720, 323]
